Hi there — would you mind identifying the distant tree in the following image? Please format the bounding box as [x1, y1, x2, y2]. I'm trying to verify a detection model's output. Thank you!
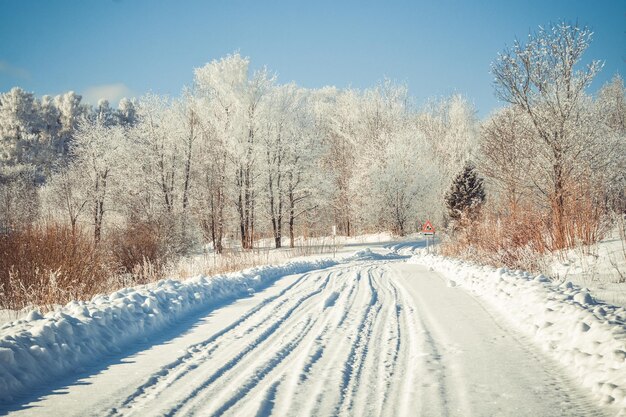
[0, 87, 39, 171]
[195, 53, 274, 249]
[416, 94, 478, 225]
[0, 88, 43, 231]
[54, 91, 85, 156]
[38, 95, 62, 153]
[95, 99, 115, 126]
[594, 75, 626, 216]
[117, 97, 137, 127]
[318, 88, 358, 236]
[444, 163, 485, 228]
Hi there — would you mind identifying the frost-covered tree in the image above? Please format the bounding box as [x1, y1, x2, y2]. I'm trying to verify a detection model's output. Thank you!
[0, 88, 39, 172]
[117, 97, 137, 127]
[594, 75, 626, 215]
[95, 99, 115, 126]
[259, 84, 297, 248]
[491, 22, 603, 248]
[193, 54, 247, 251]
[38, 95, 61, 153]
[259, 84, 327, 247]
[43, 167, 89, 234]
[0, 88, 43, 231]
[131, 95, 184, 215]
[70, 119, 126, 243]
[54, 91, 86, 156]
[374, 130, 435, 235]
[194, 53, 274, 249]
[318, 88, 358, 236]
[479, 106, 537, 212]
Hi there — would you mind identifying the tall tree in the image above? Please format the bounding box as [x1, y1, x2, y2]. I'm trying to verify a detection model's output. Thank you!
[491, 22, 602, 248]
[71, 119, 125, 243]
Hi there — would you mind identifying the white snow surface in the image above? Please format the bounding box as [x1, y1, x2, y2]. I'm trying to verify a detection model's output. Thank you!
[410, 251, 626, 414]
[546, 236, 626, 308]
[0, 257, 338, 403]
[0, 240, 620, 416]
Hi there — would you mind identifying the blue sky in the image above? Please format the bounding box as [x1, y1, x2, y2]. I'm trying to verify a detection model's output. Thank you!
[0, 0, 623, 117]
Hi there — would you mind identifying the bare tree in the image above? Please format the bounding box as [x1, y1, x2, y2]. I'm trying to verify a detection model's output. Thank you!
[479, 106, 537, 213]
[492, 22, 603, 248]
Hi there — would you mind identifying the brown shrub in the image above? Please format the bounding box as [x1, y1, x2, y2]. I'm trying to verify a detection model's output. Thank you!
[0, 224, 113, 311]
[107, 221, 169, 285]
[441, 207, 549, 272]
[442, 189, 612, 272]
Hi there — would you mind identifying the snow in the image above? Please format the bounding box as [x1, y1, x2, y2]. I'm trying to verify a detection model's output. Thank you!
[546, 236, 626, 308]
[0, 309, 33, 327]
[0, 239, 620, 416]
[0, 257, 339, 404]
[410, 250, 626, 414]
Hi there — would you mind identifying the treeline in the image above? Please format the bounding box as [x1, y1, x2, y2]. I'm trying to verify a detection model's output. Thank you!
[0, 53, 478, 308]
[0, 89, 136, 229]
[1, 55, 477, 254]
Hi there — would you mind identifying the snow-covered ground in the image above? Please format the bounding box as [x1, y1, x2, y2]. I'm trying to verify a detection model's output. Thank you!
[0, 238, 622, 416]
[546, 236, 626, 308]
[411, 249, 626, 415]
[0, 258, 339, 404]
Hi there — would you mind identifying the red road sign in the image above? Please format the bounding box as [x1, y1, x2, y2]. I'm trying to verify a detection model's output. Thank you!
[422, 220, 435, 235]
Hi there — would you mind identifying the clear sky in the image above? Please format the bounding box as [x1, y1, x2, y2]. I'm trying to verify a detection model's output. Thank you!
[0, 0, 623, 117]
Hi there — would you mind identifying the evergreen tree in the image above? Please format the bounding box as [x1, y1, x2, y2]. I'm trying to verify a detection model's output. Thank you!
[444, 162, 485, 226]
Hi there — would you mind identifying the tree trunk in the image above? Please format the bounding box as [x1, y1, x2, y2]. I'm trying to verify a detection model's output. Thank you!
[551, 143, 567, 250]
[289, 189, 295, 248]
[182, 109, 195, 211]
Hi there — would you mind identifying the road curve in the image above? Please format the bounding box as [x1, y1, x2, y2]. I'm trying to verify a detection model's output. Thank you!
[3, 257, 607, 417]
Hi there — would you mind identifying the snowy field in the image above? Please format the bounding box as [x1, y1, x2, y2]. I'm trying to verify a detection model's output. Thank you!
[0, 238, 624, 416]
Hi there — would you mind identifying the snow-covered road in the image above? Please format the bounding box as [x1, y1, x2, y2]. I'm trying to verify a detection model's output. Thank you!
[2, 255, 608, 416]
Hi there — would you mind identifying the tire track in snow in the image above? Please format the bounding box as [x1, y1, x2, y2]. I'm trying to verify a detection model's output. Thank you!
[210, 268, 372, 417]
[100, 256, 605, 417]
[160, 275, 331, 417]
[377, 271, 407, 415]
[350, 267, 396, 416]
[254, 379, 281, 417]
[333, 269, 382, 416]
[208, 316, 316, 417]
[281, 268, 365, 417]
[109, 271, 332, 417]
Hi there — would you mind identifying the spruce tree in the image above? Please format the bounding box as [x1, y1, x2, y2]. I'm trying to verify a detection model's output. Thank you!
[444, 162, 486, 225]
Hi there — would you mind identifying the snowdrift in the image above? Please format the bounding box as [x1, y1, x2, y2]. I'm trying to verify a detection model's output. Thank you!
[0, 258, 338, 403]
[411, 253, 626, 413]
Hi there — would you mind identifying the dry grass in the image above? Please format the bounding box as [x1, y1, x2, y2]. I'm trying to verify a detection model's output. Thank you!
[0, 224, 113, 311]
[169, 238, 339, 280]
[441, 215, 548, 272]
[441, 194, 612, 274]
[0, 224, 341, 312]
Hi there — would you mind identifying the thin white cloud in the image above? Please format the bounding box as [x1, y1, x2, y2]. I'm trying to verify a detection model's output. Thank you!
[82, 83, 133, 106]
[0, 60, 30, 79]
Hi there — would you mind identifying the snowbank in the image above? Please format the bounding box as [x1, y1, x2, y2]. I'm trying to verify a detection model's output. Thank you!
[0, 258, 338, 403]
[546, 236, 626, 308]
[410, 252, 626, 414]
[343, 247, 406, 262]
